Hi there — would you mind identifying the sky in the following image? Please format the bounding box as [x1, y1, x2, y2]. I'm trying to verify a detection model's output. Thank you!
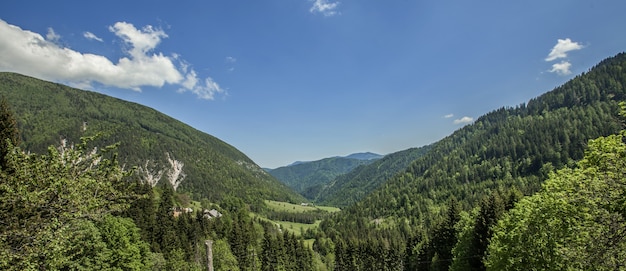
[1, 1, 626, 168]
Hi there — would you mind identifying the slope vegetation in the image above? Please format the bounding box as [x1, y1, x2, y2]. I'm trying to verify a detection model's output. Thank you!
[341, 52, 626, 224]
[268, 155, 380, 200]
[318, 145, 433, 207]
[0, 72, 303, 204]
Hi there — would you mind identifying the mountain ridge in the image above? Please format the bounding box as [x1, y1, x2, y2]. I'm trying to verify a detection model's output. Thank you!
[268, 153, 383, 200]
[334, 52, 626, 226]
[0, 72, 304, 205]
[284, 152, 383, 168]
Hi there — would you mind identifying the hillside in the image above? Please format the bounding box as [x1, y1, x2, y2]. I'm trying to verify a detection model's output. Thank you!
[335, 52, 626, 226]
[0, 72, 303, 205]
[268, 154, 381, 200]
[318, 144, 433, 207]
[310, 52, 626, 270]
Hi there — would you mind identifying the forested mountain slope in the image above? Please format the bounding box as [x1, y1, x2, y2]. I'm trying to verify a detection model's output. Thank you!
[309, 52, 626, 271]
[268, 155, 379, 200]
[336, 52, 626, 227]
[318, 144, 433, 207]
[0, 72, 303, 204]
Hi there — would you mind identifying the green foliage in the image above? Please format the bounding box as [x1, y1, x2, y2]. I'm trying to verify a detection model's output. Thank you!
[0, 72, 304, 206]
[450, 189, 515, 271]
[334, 52, 626, 226]
[485, 131, 626, 270]
[213, 239, 240, 271]
[97, 215, 153, 270]
[318, 52, 626, 271]
[269, 156, 379, 200]
[319, 145, 433, 207]
[0, 136, 150, 270]
[0, 97, 20, 170]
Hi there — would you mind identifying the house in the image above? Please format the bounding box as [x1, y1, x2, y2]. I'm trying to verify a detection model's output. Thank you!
[171, 207, 193, 218]
[203, 209, 222, 220]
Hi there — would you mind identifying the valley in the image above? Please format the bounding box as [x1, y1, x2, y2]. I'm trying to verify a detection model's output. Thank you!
[1, 52, 626, 270]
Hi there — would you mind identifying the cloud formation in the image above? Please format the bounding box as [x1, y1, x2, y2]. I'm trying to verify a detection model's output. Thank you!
[225, 56, 236, 72]
[83, 31, 103, 42]
[46, 27, 60, 43]
[310, 0, 340, 16]
[549, 61, 573, 76]
[0, 19, 224, 100]
[453, 116, 473, 125]
[444, 114, 454, 118]
[545, 38, 583, 76]
[545, 38, 583, 61]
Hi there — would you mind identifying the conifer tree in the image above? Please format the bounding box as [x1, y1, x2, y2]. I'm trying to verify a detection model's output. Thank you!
[0, 97, 20, 170]
[430, 198, 461, 271]
[467, 192, 505, 271]
[153, 185, 179, 253]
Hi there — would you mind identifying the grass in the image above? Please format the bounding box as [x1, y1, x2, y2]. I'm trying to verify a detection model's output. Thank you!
[252, 200, 342, 237]
[265, 200, 341, 213]
[277, 220, 321, 235]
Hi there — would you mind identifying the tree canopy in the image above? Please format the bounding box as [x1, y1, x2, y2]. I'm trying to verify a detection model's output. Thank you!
[485, 128, 626, 270]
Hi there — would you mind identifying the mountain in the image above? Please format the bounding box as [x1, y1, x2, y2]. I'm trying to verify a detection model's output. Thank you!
[285, 152, 382, 167]
[335, 52, 626, 227]
[314, 53, 626, 270]
[268, 153, 382, 200]
[318, 145, 433, 207]
[345, 152, 383, 160]
[0, 72, 304, 205]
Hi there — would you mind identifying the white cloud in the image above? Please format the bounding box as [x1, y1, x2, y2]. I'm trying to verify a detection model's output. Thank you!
[310, 0, 340, 16]
[0, 19, 224, 100]
[453, 116, 473, 124]
[545, 38, 583, 61]
[444, 114, 454, 118]
[225, 56, 236, 72]
[83, 31, 103, 42]
[549, 61, 573, 76]
[46, 27, 60, 42]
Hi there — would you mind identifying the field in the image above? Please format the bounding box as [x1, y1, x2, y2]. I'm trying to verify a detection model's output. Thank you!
[264, 200, 341, 213]
[255, 200, 341, 237]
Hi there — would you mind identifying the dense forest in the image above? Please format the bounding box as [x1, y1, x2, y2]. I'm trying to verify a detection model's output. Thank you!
[318, 145, 433, 207]
[1, 52, 626, 270]
[309, 52, 626, 270]
[0, 72, 303, 207]
[268, 155, 380, 200]
[0, 100, 316, 270]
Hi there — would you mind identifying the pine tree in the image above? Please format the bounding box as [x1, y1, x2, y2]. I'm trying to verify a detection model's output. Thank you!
[153, 185, 179, 253]
[124, 179, 156, 244]
[468, 192, 505, 271]
[0, 97, 20, 170]
[430, 198, 461, 271]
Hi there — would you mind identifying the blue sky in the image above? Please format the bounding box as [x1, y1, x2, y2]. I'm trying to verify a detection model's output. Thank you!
[1, 1, 626, 168]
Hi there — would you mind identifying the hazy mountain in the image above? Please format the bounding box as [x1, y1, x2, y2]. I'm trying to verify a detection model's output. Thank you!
[0, 72, 304, 205]
[318, 145, 433, 207]
[268, 153, 382, 200]
[344, 152, 383, 160]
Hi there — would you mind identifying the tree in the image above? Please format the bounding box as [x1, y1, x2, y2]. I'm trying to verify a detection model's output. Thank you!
[485, 131, 626, 270]
[97, 215, 152, 270]
[213, 239, 240, 271]
[153, 185, 179, 253]
[0, 136, 138, 270]
[0, 97, 20, 170]
[450, 190, 512, 271]
[430, 198, 461, 271]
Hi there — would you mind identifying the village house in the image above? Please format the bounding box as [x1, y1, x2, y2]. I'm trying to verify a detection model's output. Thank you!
[203, 209, 222, 220]
[171, 207, 193, 218]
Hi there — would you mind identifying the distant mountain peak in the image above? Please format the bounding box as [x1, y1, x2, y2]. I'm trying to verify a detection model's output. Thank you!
[284, 152, 382, 168]
[344, 152, 383, 160]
